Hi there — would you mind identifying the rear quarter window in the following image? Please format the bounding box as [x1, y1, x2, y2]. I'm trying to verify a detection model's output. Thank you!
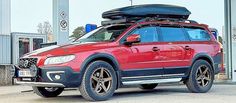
[185, 28, 211, 41]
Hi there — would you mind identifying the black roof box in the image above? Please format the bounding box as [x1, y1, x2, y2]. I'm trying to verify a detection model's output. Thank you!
[102, 4, 191, 20]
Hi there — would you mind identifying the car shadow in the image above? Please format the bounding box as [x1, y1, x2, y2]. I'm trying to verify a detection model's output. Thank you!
[30, 86, 190, 103]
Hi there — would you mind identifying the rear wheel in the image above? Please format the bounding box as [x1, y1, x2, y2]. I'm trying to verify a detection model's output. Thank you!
[186, 60, 214, 93]
[79, 61, 117, 101]
[139, 84, 158, 90]
[32, 87, 64, 97]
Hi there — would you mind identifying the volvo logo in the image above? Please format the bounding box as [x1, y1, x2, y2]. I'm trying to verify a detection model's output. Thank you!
[23, 60, 29, 67]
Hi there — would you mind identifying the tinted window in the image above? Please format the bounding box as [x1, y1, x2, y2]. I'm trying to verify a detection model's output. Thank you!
[185, 28, 211, 41]
[131, 27, 158, 43]
[161, 27, 187, 42]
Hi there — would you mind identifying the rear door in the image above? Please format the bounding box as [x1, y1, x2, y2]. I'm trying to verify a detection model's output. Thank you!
[183, 27, 213, 61]
[159, 25, 192, 76]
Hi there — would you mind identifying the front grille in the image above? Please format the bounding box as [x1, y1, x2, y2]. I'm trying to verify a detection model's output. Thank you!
[18, 58, 38, 68]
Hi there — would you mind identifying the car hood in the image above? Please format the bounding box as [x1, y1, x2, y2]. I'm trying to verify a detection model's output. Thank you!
[22, 42, 112, 57]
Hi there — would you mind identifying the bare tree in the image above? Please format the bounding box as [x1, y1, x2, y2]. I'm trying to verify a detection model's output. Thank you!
[37, 23, 43, 34]
[43, 21, 53, 34]
[37, 21, 53, 42]
[37, 21, 52, 34]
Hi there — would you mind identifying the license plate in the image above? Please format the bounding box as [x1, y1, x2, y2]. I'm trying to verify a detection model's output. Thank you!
[18, 70, 33, 77]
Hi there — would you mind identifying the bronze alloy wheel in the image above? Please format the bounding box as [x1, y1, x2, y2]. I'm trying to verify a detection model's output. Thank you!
[79, 61, 117, 101]
[196, 65, 211, 87]
[186, 60, 214, 93]
[90, 67, 113, 95]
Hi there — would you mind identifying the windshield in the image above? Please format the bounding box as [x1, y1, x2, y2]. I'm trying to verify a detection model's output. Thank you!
[75, 25, 128, 43]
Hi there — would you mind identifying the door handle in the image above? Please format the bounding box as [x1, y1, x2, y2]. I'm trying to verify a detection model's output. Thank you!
[152, 47, 160, 52]
[185, 46, 191, 50]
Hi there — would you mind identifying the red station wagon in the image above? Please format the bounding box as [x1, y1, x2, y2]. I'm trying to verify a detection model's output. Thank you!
[14, 4, 222, 101]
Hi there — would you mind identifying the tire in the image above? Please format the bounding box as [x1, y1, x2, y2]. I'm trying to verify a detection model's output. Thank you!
[32, 87, 64, 98]
[139, 84, 158, 90]
[79, 61, 117, 101]
[186, 60, 214, 93]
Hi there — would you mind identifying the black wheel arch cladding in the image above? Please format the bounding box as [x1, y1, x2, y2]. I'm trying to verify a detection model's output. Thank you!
[80, 53, 121, 88]
[186, 53, 214, 77]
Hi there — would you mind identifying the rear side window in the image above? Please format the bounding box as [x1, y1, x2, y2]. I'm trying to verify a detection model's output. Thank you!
[160, 27, 187, 42]
[131, 26, 158, 43]
[185, 28, 211, 41]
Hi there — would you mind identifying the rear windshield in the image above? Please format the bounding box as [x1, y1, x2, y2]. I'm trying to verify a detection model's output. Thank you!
[184, 28, 211, 41]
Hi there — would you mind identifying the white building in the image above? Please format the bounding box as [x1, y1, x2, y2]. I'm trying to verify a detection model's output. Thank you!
[0, 0, 11, 85]
[0, 0, 11, 64]
[0, 0, 10, 35]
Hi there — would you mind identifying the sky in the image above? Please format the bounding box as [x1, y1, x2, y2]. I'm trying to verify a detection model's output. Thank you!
[11, 0, 225, 35]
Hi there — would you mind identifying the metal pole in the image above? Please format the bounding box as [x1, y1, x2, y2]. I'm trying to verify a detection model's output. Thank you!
[53, 0, 69, 45]
[130, 0, 133, 6]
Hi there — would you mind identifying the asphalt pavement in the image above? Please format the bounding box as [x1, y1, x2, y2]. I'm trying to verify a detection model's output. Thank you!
[0, 84, 236, 103]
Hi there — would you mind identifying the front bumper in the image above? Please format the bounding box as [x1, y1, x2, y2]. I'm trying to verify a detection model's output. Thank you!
[14, 66, 82, 88]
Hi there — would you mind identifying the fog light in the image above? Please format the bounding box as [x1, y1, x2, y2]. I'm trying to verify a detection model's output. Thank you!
[55, 75, 61, 80]
[46, 71, 65, 81]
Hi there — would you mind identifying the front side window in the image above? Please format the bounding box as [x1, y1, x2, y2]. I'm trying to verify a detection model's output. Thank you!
[131, 26, 158, 43]
[160, 27, 187, 42]
[185, 28, 211, 41]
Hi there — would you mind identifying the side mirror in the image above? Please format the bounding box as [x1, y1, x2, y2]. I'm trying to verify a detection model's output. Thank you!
[125, 34, 140, 45]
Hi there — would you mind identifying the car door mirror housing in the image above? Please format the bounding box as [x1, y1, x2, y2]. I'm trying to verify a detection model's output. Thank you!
[125, 34, 141, 45]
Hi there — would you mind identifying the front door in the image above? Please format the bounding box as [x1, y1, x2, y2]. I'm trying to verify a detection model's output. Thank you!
[122, 26, 163, 77]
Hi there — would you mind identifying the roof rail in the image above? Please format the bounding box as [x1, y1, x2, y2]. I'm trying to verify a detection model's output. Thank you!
[185, 20, 198, 24]
[101, 17, 143, 25]
[136, 17, 198, 24]
[101, 19, 127, 26]
[101, 17, 198, 26]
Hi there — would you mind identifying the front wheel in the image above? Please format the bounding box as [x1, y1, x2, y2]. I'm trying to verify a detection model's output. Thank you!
[79, 61, 117, 101]
[32, 87, 64, 97]
[186, 60, 214, 93]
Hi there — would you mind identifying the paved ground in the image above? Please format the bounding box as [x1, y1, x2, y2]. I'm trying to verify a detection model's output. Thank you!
[0, 84, 236, 103]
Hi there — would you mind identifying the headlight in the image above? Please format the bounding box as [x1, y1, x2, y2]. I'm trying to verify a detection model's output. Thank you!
[44, 55, 75, 65]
